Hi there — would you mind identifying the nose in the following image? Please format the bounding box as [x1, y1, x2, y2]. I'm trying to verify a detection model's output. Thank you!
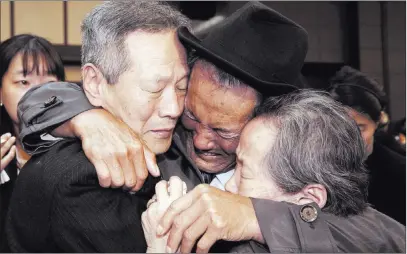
[193, 124, 216, 151]
[159, 88, 183, 119]
[225, 172, 238, 194]
[32, 79, 46, 88]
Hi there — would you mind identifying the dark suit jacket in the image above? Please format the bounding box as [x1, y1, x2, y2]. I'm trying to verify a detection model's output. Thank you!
[6, 140, 157, 252]
[367, 139, 406, 225]
[0, 161, 17, 253]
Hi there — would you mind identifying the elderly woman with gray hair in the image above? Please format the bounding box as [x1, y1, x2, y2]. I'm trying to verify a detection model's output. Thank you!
[143, 90, 405, 253]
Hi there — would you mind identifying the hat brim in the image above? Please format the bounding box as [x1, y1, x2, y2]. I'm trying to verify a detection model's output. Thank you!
[177, 26, 298, 96]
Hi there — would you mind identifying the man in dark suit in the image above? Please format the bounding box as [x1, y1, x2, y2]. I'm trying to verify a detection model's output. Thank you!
[6, 1, 190, 252]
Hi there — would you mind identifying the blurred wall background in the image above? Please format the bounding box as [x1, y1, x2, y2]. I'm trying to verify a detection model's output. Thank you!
[0, 1, 405, 121]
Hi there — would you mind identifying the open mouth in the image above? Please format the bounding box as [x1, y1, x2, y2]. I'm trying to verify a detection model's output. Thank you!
[195, 150, 223, 160]
[199, 152, 219, 157]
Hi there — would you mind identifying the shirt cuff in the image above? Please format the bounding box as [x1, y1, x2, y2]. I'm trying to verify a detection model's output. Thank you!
[0, 170, 10, 185]
[17, 81, 96, 155]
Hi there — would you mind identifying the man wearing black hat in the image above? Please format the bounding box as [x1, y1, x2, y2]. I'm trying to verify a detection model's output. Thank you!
[14, 4, 308, 188]
[11, 1, 404, 253]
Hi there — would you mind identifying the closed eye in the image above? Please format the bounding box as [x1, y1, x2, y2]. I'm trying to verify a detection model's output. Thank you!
[176, 78, 188, 91]
[215, 129, 239, 139]
[184, 109, 197, 121]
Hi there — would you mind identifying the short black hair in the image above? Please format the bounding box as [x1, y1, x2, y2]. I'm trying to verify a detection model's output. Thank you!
[328, 66, 386, 123]
[0, 34, 65, 82]
[0, 34, 65, 136]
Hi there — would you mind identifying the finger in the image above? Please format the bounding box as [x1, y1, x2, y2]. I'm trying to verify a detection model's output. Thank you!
[177, 215, 210, 253]
[1, 136, 16, 158]
[162, 194, 205, 249]
[130, 145, 148, 192]
[183, 182, 187, 195]
[119, 148, 137, 190]
[141, 210, 148, 230]
[158, 187, 203, 236]
[0, 133, 11, 144]
[1, 145, 16, 171]
[196, 229, 218, 254]
[93, 160, 112, 188]
[143, 145, 160, 177]
[168, 176, 184, 201]
[155, 180, 169, 201]
[106, 157, 125, 188]
[144, 202, 159, 230]
[146, 194, 157, 208]
[147, 201, 159, 220]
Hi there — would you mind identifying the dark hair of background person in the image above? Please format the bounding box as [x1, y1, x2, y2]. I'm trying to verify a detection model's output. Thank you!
[328, 66, 386, 123]
[0, 34, 66, 136]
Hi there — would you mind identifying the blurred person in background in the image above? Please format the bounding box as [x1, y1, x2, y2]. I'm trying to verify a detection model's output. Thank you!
[394, 118, 406, 147]
[329, 66, 406, 225]
[386, 117, 406, 153]
[0, 34, 65, 252]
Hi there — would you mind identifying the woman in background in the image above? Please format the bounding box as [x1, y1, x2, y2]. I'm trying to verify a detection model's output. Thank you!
[328, 66, 406, 225]
[0, 34, 65, 252]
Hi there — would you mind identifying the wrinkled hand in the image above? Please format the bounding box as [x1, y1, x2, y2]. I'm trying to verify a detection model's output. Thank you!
[157, 184, 263, 253]
[142, 176, 187, 253]
[69, 109, 160, 191]
[1, 133, 16, 171]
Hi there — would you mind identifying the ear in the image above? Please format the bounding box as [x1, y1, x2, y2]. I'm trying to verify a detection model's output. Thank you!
[82, 63, 106, 107]
[295, 184, 327, 209]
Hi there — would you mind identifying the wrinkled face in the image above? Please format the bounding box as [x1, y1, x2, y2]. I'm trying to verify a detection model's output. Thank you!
[348, 109, 377, 156]
[181, 63, 258, 173]
[225, 118, 292, 200]
[1, 54, 58, 125]
[103, 31, 189, 154]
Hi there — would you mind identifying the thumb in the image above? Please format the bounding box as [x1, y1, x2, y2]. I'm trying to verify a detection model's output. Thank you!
[143, 146, 160, 177]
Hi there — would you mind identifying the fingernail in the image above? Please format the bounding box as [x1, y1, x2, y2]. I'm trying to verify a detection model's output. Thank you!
[155, 165, 161, 175]
[156, 225, 163, 236]
[166, 246, 172, 253]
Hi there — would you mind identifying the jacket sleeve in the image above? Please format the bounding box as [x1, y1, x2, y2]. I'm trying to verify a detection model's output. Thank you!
[17, 81, 95, 155]
[51, 167, 158, 252]
[250, 198, 338, 253]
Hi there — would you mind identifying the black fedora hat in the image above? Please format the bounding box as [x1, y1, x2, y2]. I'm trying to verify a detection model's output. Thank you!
[178, 1, 308, 96]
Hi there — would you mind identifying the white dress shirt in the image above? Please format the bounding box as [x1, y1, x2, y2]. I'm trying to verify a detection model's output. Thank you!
[210, 169, 235, 191]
